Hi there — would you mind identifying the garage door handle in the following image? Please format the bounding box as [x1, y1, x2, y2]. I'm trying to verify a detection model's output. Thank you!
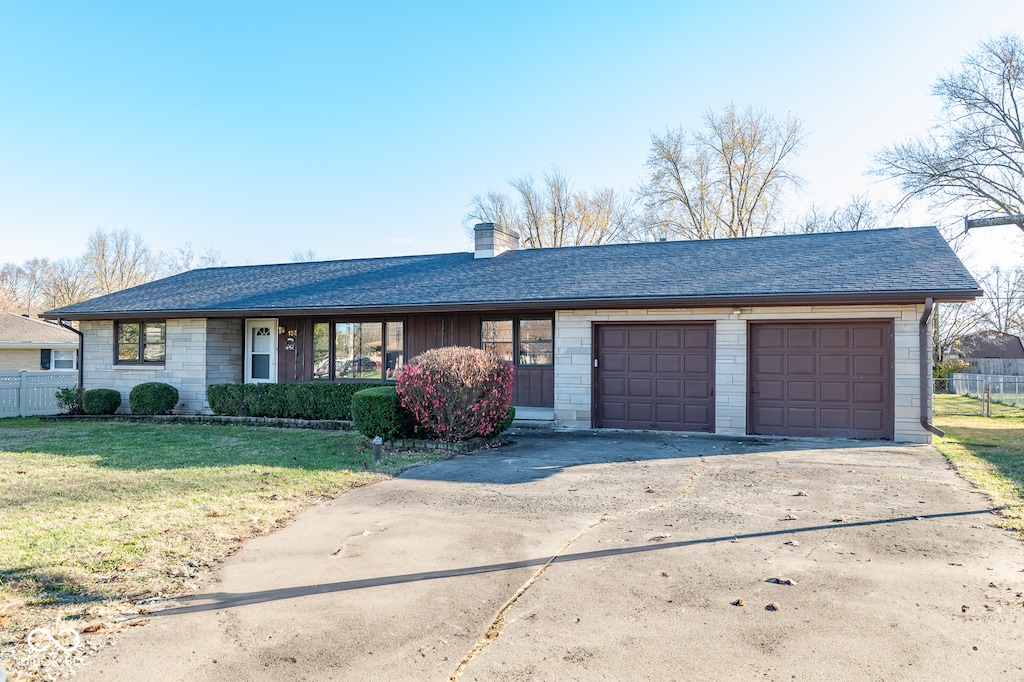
[751, 383, 759, 394]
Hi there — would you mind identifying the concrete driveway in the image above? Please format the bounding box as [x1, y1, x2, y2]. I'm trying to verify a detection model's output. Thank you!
[78, 431, 1024, 681]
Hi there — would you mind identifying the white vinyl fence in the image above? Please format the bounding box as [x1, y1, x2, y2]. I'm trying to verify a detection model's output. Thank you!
[0, 371, 78, 417]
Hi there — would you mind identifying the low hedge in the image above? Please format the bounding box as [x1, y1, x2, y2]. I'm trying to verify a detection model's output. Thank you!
[83, 388, 122, 415]
[206, 382, 390, 421]
[351, 386, 418, 441]
[129, 382, 179, 415]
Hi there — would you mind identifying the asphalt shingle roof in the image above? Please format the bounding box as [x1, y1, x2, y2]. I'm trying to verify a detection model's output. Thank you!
[43, 227, 981, 319]
[0, 312, 80, 344]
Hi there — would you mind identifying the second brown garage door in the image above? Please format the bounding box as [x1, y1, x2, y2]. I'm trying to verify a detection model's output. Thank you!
[595, 323, 714, 432]
[749, 321, 894, 439]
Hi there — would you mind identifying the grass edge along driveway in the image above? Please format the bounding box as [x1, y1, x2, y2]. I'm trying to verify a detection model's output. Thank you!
[0, 417, 446, 679]
[933, 394, 1024, 536]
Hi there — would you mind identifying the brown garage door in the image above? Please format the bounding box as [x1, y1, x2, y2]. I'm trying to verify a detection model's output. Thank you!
[749, 321, 893, 439]
[595, 324, 714, 432]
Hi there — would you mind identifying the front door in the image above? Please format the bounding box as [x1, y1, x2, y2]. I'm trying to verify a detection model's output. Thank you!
[245, 318, 278, 383]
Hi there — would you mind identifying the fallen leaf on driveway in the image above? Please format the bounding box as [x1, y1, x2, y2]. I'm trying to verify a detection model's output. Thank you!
[782, 514, 799, 521]
[81, 622, 106, 634]
[766, 602, 781, 611]
[832, 516, 849, 523]
[645, 486, 657, 493]
[207, 511, 225, 517]
[650, 533, 671, 541]
[767, 577, 797, 585]
[793, 491, 809, 497]
[732, 598, 744, 606]
[784, 540, 800, 546]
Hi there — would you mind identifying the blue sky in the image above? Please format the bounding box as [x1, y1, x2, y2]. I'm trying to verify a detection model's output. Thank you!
[1, 1, 1022, 273]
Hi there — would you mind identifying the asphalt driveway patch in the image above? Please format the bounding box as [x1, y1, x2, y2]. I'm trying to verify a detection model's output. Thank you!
[74, 431, 1024, 681]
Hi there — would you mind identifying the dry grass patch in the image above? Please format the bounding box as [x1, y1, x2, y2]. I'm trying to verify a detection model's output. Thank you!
[933, 394, 1024, 536]
[0, 417, 448, 679]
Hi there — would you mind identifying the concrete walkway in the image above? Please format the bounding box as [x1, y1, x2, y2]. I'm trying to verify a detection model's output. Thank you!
[78, 431, 1024, 681]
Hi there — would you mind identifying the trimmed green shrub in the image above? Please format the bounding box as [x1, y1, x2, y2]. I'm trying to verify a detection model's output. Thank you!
[495, 406, 516, 434]
[205, 382, 390, 420]
[83, 388, 122, 415]
[54, 386, 84, 415]
[129, 382, 179, 415]
[351, 386, 418, 441]
[396, 347, 515, 441]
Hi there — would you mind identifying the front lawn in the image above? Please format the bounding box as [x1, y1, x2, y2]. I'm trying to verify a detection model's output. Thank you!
[0, 418, 446, 677]
[933, 394, 1024, 536]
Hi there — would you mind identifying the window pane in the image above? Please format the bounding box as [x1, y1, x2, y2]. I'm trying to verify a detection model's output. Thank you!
[53, 350, 75, 369]
[482, 320, 514, 361]
[384, 321, 404, 380]
[519, 319, 553, 365]
[252, 354, 270, 380]
[144, 323, 166, 363]
[335, 322, 382, 379]
[117, 323, 140, 362]
[312, 322, 331, 379]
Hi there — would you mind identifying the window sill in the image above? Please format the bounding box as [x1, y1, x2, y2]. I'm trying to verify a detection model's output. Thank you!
[112, 364, 165, 371]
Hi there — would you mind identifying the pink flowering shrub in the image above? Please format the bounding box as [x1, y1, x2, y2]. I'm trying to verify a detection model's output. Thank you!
[395, 346, 515, 441]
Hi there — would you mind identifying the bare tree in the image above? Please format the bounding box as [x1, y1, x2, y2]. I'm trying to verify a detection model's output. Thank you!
[640, 103, 805, 240]
[795, 194, 889, 234]
[874, 34, 1024, 221]
[165, 243, 227, 274]
[291, 249, 320, 263]
[976, 266, 1024, 334]
[0, 258, 52, 315]
[468, 168, 638, 248]
[43, 258, 93, 310]
[83, 228, 159, 295]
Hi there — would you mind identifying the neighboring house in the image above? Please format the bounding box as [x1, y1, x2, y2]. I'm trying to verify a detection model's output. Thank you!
[42, 224, 981, 443]
[0, 312, 79, 371]
[950, 331, 1024, 359]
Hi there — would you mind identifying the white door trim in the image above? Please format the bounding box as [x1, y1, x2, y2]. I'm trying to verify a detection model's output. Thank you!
[245, 318, 278, 383]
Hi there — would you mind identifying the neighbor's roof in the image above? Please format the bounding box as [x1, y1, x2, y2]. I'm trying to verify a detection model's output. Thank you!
[43, 226, 982, 320]
[952, 331, 1024, 359]
[0, 312, 80, 345]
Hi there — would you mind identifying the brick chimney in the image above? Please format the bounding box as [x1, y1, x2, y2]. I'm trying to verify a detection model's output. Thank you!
[473, 222, 520, 259]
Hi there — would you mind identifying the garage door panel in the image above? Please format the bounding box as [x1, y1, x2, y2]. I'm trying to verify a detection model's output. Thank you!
[821, 355, 849, 374]
[596, 324, 714, 432]
[628, 403, 653, 422]
[787, 355, 816, 374]
[656, 403, 680, 423]
[758, 380, 785, 400]
[656, 379, 681, 398]
[788, 381, 816, 401]
[820, 328, 849, 347]
[601, 377, 626, 397]
[854, 355, 883, 376]
[788, 328, 817, 348]
[656, 354, 680, 373]
[820, 381, 849, 402]
[684, 354, 710, 373]
[853, 382, 883, 403]
[628, 329, 654, 349]
[820, 409, 850, 429]
[757, 354, 785, 374]
[751, 321, 893, 439]
[602, 353, 626, 372]
[683, 404, 710, 425]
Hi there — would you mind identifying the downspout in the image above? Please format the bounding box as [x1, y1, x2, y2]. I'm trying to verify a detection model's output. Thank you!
[919, 299, 944, 438]
[57, 319, 84, 393]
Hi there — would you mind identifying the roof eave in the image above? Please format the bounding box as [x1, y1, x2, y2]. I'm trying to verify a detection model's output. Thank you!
[39, 288, 985, 321]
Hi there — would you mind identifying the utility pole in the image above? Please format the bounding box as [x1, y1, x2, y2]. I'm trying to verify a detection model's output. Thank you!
[964, 214, 1024, 233]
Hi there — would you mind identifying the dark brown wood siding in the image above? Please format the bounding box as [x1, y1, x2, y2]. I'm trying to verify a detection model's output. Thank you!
[748, 321, 894, 439]
[406, 314, 482, 358]
[594, 323, 715, 432]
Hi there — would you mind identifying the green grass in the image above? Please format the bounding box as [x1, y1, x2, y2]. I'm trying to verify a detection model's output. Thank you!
[933, 394, 1024, 535]
[0, 417, 447, 657]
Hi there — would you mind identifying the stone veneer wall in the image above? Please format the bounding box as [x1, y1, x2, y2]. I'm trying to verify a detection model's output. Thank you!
[80, 319, 213, 414]
[204, 318, 243, 409]
[554, 304, 930, 443]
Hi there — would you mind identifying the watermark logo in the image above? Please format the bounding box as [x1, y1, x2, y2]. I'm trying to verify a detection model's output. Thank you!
[27, 628, 80, 654]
